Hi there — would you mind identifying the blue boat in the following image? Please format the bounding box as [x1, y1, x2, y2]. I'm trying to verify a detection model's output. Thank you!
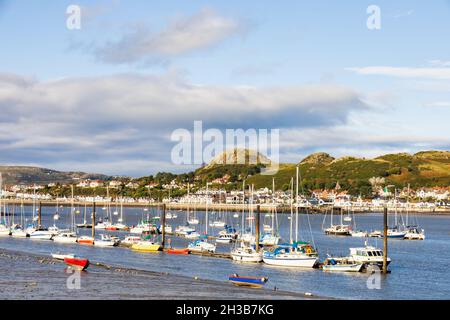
[228, 274, 268, 288]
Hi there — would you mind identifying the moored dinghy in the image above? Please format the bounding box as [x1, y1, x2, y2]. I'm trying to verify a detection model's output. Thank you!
[64, 256, 90, 271]
[228, 274, 268, 288]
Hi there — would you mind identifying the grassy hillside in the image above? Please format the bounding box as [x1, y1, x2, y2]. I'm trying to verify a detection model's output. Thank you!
[0, 166, 111, 185]
[245, 151, 450, 195]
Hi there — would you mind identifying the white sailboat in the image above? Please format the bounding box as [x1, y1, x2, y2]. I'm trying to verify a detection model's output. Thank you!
[54, 186, 78, 244]
[263, 167, 319, 268]
[0, 174, 11, 236]
[231, 182, 262, 263]
[188, 182, 216, 253]
[404, 185, 425, 240]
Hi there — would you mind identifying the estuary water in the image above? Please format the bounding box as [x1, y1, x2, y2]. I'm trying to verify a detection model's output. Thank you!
[0, 205, 449, 300]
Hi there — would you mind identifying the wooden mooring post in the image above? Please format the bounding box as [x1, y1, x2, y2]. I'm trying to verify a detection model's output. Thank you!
[161, 203, 166, 249]
[92, 202, 96, 239]
[382, 206, 388, 274]
[255, 205, 260, 252]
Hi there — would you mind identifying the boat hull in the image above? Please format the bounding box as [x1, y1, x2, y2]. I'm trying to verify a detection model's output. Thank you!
[322, 263, 363, 272]
[228, 275, 268, 288]
[231, 251, 263, 263]
[263, 255, 318, 268]
[64, 257, 89, 271]
[167, 248, 190, 255]
[131, 242, 162, 252]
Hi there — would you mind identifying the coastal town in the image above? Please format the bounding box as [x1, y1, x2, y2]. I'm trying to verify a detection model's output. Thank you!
[2, 176, 449, 213]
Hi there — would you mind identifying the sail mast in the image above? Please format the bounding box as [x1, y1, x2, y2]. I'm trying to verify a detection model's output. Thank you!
[295, 166, 299, 242]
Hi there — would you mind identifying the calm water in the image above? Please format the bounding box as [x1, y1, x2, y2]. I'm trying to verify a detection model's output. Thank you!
[1, 205, 449, 299]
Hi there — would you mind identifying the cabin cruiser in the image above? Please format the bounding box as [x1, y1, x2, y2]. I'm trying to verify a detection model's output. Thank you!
[260, 233, 280, 246]
[348, 245, 391, 267]
[216, 233, 235, 244]
[350, 230, 368, 237]
[404, 226, 425, 240]
[175, 225, 196, 236]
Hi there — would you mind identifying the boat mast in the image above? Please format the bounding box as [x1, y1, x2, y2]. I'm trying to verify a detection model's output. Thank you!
[290, 177, 293, 244]
[295, 166, 299, 242]
[272, 178, 275, 236]
[71, 185, 74, 232]
[241, 180, 245, 236]
[205, 182, 209, 236]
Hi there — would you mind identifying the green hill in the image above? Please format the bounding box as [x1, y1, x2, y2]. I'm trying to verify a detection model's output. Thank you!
[245, 151, 450, 195]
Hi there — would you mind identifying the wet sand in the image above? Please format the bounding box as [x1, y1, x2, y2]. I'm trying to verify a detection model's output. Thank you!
[0, 248, 323, 300]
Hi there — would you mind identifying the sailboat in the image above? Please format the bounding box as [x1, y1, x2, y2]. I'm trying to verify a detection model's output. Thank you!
[188, 182, 216, 253]
[323, 202, 351, 236]
[112, 197, 129, 230]
[11, 200, 28, 238]
[231, 181, 262, 263]
[260, 179, 280, 247]
[54, 186, 78, 244]
[386, 189, 407, 239]
[404, 185, 425, 240]
[0, 174, 11, 236]
[262, 167, 319, 268]
[76, 203, 92, 228]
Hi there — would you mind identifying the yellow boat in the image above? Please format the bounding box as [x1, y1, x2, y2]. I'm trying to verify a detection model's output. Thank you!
[131, 241, 162, 252]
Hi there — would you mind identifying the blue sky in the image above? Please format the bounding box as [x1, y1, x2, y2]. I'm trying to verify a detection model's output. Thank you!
[1, 0, 450, 176]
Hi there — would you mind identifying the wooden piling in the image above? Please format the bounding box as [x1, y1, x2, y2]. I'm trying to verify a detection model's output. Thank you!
[38, 201, 42, 227]
[161, 203, 166, 249]
[383, 206, 388, 274]
[92, 202, 96, 239]
[256, 205, 260, 252]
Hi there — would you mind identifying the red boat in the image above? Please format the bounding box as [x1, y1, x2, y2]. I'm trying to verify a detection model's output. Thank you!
[64, 256, 90, 271]
[167, 248, 190, 255]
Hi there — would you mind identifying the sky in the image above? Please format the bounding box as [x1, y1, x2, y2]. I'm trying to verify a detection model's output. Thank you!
[1, 0, 450, 176]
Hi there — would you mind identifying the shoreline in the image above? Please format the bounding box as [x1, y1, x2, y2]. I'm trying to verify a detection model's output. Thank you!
[3, 199, 450, 215]
[0, 247, 328, 300]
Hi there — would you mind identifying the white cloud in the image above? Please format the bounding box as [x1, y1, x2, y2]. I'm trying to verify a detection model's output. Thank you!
[424, 101, 450, 108]
[95, 7, 242, 64]
[348, 66, 450, 80]
[0, 71, 365, 175]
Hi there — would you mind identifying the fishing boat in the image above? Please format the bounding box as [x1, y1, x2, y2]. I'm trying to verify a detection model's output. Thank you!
[263, 242, 318, 268]
[322, 257, 364, 272]
[228, 274, 268, 288]
[64, 256, 90, 271]
[167, 248, 190, 255]
[53, 232, 78, 243]
[94, 234, 118, 247]
[131, 241, 162, 252]
[188, 239, 216, 253]
[51, 253, 75, 260]
[77, 235, 94, 245]
[348, 245, 391, 267]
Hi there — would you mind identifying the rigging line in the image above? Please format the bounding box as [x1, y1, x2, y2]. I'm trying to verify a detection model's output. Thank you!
[299, 166, 316, 249]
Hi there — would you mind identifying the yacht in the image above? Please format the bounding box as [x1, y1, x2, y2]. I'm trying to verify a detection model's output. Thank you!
[53, 232, 78, 244]
[188, 239, 216, 253]
[404, 226, 425, 240]
[349, 245, 391, 267]
[263, 242, 318, 268]
[231, 243, 262, 263]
